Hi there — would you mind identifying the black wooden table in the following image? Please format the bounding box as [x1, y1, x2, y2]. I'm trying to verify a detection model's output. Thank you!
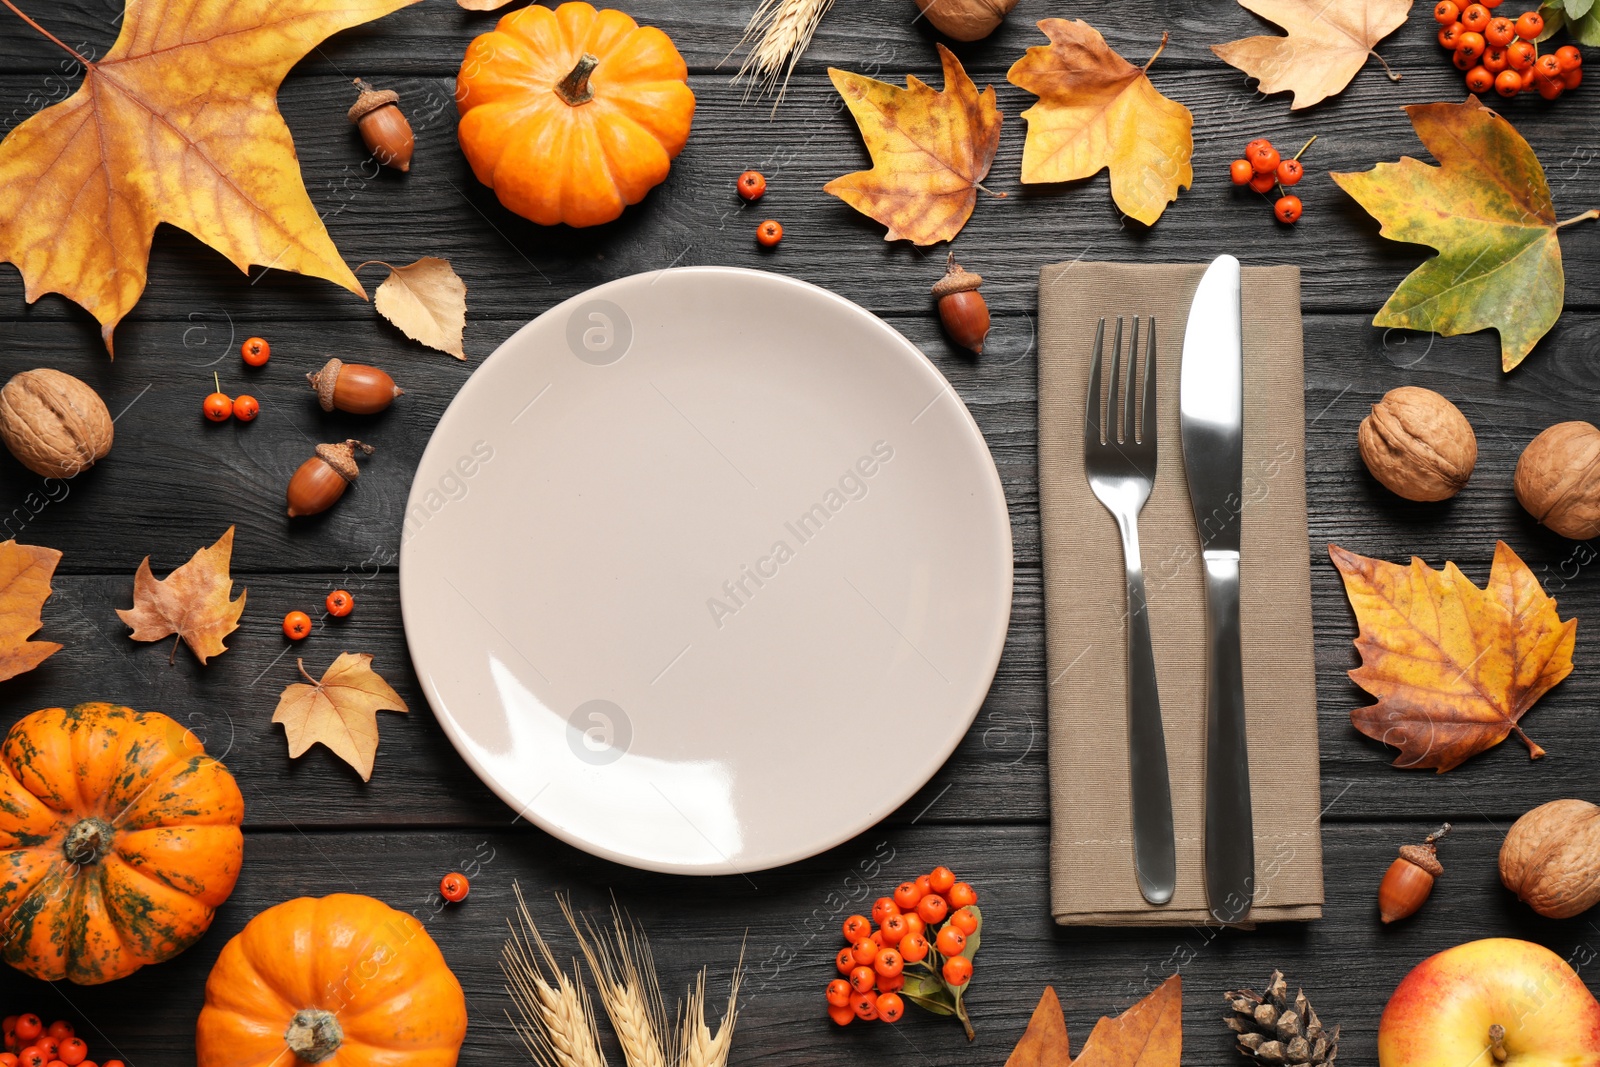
[1, 2, 1598, 1063]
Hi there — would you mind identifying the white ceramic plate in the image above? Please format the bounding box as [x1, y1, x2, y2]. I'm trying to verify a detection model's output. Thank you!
[400, 267, 1012, 874]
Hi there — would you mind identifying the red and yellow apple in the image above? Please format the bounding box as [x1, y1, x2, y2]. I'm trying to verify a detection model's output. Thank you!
[1380, 938, 1600, 1066]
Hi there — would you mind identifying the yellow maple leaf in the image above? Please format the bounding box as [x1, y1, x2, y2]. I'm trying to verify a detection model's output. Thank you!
[1007, 21, 1192, 226]
[273, 653, 409, 781]
[1330, 541, 1576, 772]
[1212, 0, 1411, 110]
[0, 0, 421, 353]
[824, 44, 1003, 246]
[116, 526, 246, 665]
[0, 540, 62, 682]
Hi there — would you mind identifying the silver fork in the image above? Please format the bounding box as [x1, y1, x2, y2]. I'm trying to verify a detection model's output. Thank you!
[1084, 316, 1176, 906]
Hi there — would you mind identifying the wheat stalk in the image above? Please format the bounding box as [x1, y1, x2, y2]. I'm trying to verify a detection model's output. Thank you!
[677, 951, 744, 1067]
[562, 896, 673, 1067]
[729, 0, 837, 105]
[503, 883, 608, 1067]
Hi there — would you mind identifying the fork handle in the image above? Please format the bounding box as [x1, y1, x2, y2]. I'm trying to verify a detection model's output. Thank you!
[1117, 518, 1176, 905]
[1201, 551, 1254, 924]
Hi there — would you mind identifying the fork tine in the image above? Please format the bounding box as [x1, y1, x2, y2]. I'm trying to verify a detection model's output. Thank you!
[1124, 316, 1139, 447]
[1109, 317, 1125, 445]
[1085, 318, 1105, 447]
[1141, 315, 1157, 446]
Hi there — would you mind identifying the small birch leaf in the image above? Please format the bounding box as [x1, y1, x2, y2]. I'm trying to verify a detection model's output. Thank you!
[362, 257, 468, 359]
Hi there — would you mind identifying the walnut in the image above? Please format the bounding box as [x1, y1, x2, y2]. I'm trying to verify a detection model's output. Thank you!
[1357, 387, 1477, 502]
[1500, 799, 1600, 919]
[912, 0, 1017, 40]
[1515, 421, 1600, 540]
[0, 369, 113, 479]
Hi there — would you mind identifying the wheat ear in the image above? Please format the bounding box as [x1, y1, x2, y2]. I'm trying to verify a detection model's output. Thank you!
[677, 948, 744, 1067]
[561, 896, 673, 1067]
[503, 883, 607, 1067]
[729, 0, 836, 105]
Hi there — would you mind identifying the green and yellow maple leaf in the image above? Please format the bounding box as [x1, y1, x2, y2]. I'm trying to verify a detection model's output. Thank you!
[1332, 97, 1597, 372]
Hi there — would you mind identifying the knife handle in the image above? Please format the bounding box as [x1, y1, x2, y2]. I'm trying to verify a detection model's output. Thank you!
[1201, 551, 1254, 924]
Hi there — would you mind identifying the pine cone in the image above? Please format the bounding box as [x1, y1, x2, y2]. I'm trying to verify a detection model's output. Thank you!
[1223, 971, 1339, 1066]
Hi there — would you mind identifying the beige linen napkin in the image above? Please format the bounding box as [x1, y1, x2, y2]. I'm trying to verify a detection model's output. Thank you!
[1039, 261, 1323, 926]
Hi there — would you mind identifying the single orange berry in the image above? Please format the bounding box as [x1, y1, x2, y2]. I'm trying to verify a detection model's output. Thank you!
[756, 219, 783, 247]
[14, 1018, 41, 1043]
[879, 913, 909, 944]
[901, 912, 926, 939]
[835, 947, 857, 975]
[870, 897, 899, 925]
[241, 337, 271, 366]
[916, 893, 949, 924]
[16, 1050, 44, 1067]
[1248, 171, 1277, 194]
[1536, 52, 1563, 78]
[1508, 39, 1536, 67]
[869, 929, 885, 947]
[1438, 21, 1465, 47]
[851, 991, 878, 1021]
[1229, 158, 1254, 185]
[950, 906, 980, 935]
[44, 1025, 71, 1043]
[1460, 3, 1491, 29]
[1275, 195, 1304, 224]
[1456, 29, 1486, 59]
[1483, 45, 1509, 71]
[31, 1041, 56, 1062]
[850, 938, 878, 967]
[1515, 10, 1544, 37]
[899, 933, 929, 962]
[1538, 73, 1564, 97]
[876, 992, 905, 1023]
[1465, 64, 1496, 91]
[827, 1005, 855, 1026]
[204, 391, 232, 422]
[914, 874, 934, 897]
[1562, 65, 1583, 88]
[874, 947, 904, 978]
[1247, 142, 1281, 174]
[928, 866, 957, 894]
[440, 871, 469, 902]
[942, 955, 973, 986]
[947, 882, 978, 908]
[826, 979, 853, 1008]
[843, 914, 872, 942]
[326, 589, 354, 617]
[1495, 67, 1524, 94]
[848, 965, 876, 995]
[1435, 0, 1461, 19]
[877, 972, 905, 993]
[935, 926, 967, 955]
[283, 610, 312, 640]
[0, 1054, 16, 1067]
[1276, 158, 1304, 185]
[737, 170, 767, 201]
[1556, 44, 1583, 70]
[1484, 16, 1517, 44]
[1452, 46, 1478, 68]
[892, 881, 923, 909]
[232, 394, 260, 422]
[57, 1040, 87, 1067]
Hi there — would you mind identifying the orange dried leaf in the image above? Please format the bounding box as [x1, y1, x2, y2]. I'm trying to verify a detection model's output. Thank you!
[273, 653, 409, 781]
[116, 526, 246, 665]
[1006, 986, 1073, 1067]
[0, 540, 62, 682]
[1211, 0, 1412, 110]
[1007, 21, 1192, 226]
[1331, 541, 1577, 772]
[0, 0, 423, 352]
[824, 44, 1003, 246]
[1072, 975, 1182, 1067]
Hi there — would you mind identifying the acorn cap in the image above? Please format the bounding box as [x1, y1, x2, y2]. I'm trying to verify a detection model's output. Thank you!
[1398, 843, 1443, 876]
[932, 259, 983, 298]
[314, 440, 374, 483]
[307, 358, 343, 412]
[348, 86, 400, 124]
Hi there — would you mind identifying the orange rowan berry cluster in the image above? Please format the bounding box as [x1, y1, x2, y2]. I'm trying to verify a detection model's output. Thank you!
[1228, 136, 1315, 225]
[1435, 1, 1582, 99]
[2, 1014, 120, 1067]
[825, 865, 980, 1027]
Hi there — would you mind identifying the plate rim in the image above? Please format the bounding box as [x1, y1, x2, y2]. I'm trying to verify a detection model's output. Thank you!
[399, 265, 1014, 875]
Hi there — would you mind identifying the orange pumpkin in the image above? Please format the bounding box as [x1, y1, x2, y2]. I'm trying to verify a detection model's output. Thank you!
[456, 2, 696, 227]
[196, 894, 468, 1067]
[0, 703, 244, 984]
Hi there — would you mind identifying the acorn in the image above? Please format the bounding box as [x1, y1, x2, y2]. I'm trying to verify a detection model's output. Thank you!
[287, 440, 373, 518]
[348, 78, 414, 172]
[307, 358, 403, 415]
[933, 254, 990, 354]
[1378, 823, 1450, 923]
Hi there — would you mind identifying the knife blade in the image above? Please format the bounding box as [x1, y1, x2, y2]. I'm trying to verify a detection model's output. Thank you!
[1179, 254, 1254, 925]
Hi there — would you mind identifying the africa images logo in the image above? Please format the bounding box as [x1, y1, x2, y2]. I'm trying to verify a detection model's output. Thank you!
[706, 440, 895, 629]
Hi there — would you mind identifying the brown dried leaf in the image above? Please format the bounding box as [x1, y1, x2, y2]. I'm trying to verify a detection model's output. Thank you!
[273, 653, 409, 780]
[116, 527, 246, 665]
[458, 0, 516, 7]
[362, 257, 468, 359]
[1007, 986, 1073, 1067]
[1211, 0, 1411, 109]
[1331, 540, 1577, 772]
[0, 540, 62, 682]
[1071, 975, 1182, 1067]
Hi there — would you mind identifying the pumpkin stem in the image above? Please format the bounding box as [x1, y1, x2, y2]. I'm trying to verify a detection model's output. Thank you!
[556, 52, 600, 106]
[285, 1009, 343, 1064]
[62, 817, 113, 866]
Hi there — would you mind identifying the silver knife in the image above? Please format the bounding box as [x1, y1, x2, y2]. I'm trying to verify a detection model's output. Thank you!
[1179, 254, 1254, 925]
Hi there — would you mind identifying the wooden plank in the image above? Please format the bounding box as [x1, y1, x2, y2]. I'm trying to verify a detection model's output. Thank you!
[0, 71, 1597, 325]
[0, 821, 1571, 1066]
